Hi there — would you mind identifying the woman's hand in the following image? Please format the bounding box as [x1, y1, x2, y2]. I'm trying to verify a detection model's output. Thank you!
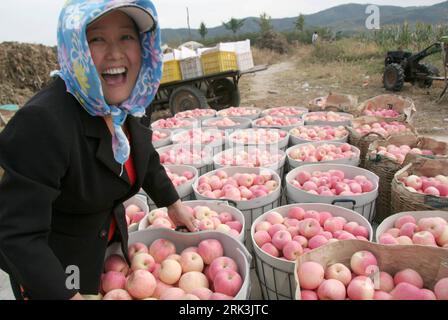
[167, 200, 198, 232]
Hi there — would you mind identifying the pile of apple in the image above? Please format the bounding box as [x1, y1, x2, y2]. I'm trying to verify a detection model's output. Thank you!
[263, 107, 307, 117]
[175, 108, 216, 119]
[304, 112, 352, 122]
[153, 130, 170, 143]
[371, 144, 436, 164]
[290, 126, 348, 142]
[218, 107, 259, 117]
[379, 215, 448, 247]
[289, 169, 374, 196]
[363, 108, 401, 118]
[288, 143, 357, 163]
[254, 208, 370, 261]
[216, 148, 284, 168]
[125, 204, 147, 230]
[297, 250, 448, 300]
[398, 174, 448, 197]
[353, 121, 410, 137]
[172, 128, 224, 145]
[158, 146, 209, 166]
[100, 239, 244, 300]
[164, 167, 195, 187]
[206, 117, 240, 127]
[229, 129, 288, 145]
[254, 116, 302, 127]
[152, 117, 195, 129]
[196, 170, 279, 201]
[141, 206, 242, 237]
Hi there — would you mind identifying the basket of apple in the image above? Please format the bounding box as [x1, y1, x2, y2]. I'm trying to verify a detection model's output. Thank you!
[124, 196, 150, 233]
[201, 116, 251, 134]
[376, 211, 448, 248]
[157, 144, 214, 176]
[138, 200, 245, 242]
[365, 134, 448, 223]
[261, 106, 308, 118]
[152, 128, 172, 149]
[392, 158, 448, 214]
[251, 203, 373, 300]
[216, 106, 261, 120]
[359, 94, 416, 123]
[193, 167, 282, 244]
[308, 93, 359, 114]
[289, 125, 349, 146]
[285, 164, 379, 222]
[286, 142, 360, 170]
[99, 229, 252, 300]
[227, 128, 290, 152]
[294, 240, 448, 300]
[213, 146, 287, 176]
[171, 128, 224, 156]
[252, 115, 304, 132]
[151, 117, 198, 132]
[303, 111, 354, 127]
[174, 108, 217, 121]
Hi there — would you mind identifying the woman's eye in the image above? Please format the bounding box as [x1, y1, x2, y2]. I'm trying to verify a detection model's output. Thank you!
[122, 35, 136, 41]
[88, 37, 103, 43]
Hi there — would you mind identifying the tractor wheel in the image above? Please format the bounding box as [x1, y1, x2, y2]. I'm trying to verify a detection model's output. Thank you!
[417, 63, 440, 88]
[169, 85, 209, 116]
[206, 78, 241, 111]
[383, 63, 405, 92]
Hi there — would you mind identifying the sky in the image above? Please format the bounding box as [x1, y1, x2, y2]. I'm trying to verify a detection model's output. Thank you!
[0, 0, 445, 46]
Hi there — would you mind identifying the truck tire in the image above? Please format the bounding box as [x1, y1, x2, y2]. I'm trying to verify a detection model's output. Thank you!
[169, 85, 209, 116]
[206, 78, 240, 110]
[383, 63, 405, 92]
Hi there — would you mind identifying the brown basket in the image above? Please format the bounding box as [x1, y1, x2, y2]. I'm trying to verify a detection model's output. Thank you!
[391, 158, 448, 214]
[308, 92, 359, 114]
[294, 239, 448, 300]
[358, 94, 416, 124]
[366, 135, 448, 223]
[347, 116, 417, 168]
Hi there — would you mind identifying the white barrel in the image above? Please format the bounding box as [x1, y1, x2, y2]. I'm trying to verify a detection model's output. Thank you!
[217, 107, 262, 120]
[289, 125, 349, 146]
[303, 111, 354, 127]
[261, 106, 308, 118]
[152, 128, 172, 149]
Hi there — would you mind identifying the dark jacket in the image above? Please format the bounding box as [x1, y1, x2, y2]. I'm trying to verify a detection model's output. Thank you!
[0, 78, 179, 300]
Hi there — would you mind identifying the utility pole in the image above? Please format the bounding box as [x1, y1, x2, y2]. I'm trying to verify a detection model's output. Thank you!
[186, 7, 192, 40]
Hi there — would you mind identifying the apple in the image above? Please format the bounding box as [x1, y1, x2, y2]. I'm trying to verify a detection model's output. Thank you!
[180, 251, 204, 273]
[149, 239, 177, 263]
[131, 253, 156, 272]
[317, 279, 346, 300]
[125, 269, 157, 299]
[104, 254, 129, 276]
[197, 239, 224, 265]
[394, 269, 424, 289]
[434, 278, 448, 300]
[213, 270, 243, 297]
[350, 251, 378, 276]
[179, 271, 209, 293]
[208, 257, 239, 282]
[159, 259, 182, 285]
[128, 242, 149, 261]
[101, 271, 126, 293]
[102, 289, 132, 300]
[325, 263, 352, 286]
[347, 276, 375, 300]
[297, 261, 325, 290]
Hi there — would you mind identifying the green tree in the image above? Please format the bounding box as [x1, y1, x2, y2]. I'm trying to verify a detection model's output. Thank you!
[222, 17, 246, 37]
[199, 22, 208, 40]
[258, 12, 273, 34]
[295, 14, 305, 32]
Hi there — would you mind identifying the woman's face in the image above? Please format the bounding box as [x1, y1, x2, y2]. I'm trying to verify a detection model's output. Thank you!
[87, 11, 142, 106]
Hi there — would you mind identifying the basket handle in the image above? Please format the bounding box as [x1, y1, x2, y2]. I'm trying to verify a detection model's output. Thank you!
[331, 199, 357, 210]
[360, 132, 384, 142]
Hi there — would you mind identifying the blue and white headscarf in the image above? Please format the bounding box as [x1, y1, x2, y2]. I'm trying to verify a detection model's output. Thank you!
[56, 0, 163, 165]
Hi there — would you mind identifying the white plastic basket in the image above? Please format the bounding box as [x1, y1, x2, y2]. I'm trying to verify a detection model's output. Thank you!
[251, 203, 373, 300]
[216, 107, 261, 120]
[156, 144, 214, 176]
[375, 210, 448, 244]
[124, 195, 150, 233]
[171, 128, 224, 156]
[213, 146, 287, 177]
[152, 128, 172, 149]
[261, 106, 309, 118]
[151, 118, 199, 132]
[174, 108, 216, 121]
[180, 56, 203, 80]
[286, 142, 361, 169]
[226, 128, 290, 152]
[252, 116, 304, 132]
[289, 125, 349, 146]
[303, 112, 354, 127]
[201, 116, 252, 134]
[285, 164, 379, 222]
[105, 229, 252, 300]
[237, 51, 254, 71]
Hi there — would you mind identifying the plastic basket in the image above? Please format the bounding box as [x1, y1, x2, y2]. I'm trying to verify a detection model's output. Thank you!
[105, 229, 252, 300]
[201, 116, 252, 135]
[171, 128, 224, 156]
[286, 142, 361, 170]
[152, 128, 172, 149]
[252, 203, 373, 300]
[161, 60, 182, 84]
[289, 126, 349, 146]
[252, 116, 304, 132]
[174, 108, 217, 121]
[261, 106, 309, 118]
[237, 51, 254, 71]
[285, 164, 379, 222]
[303, 112, 354, 127]
[201, 51, 238, 75]
[151, 118, 198, 132]
[227, 128, 290, 152]
[180, 56, 203, 80]
[216, 107, 261, 120]
[124, 195, 150, 233]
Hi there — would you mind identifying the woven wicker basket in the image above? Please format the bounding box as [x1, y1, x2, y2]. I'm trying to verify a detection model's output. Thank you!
[308, 92, 359, 114]
[366, 134, 448, 223]
[358, 94, 416, 123]
[391, 158, 448, 214]
[347, 116, 417, 168]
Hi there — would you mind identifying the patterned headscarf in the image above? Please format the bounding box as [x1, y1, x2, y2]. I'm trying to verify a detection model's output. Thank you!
[56, 0, 163, 165]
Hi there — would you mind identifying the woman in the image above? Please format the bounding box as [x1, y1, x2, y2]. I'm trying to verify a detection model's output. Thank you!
[0, 0, 196, 300]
